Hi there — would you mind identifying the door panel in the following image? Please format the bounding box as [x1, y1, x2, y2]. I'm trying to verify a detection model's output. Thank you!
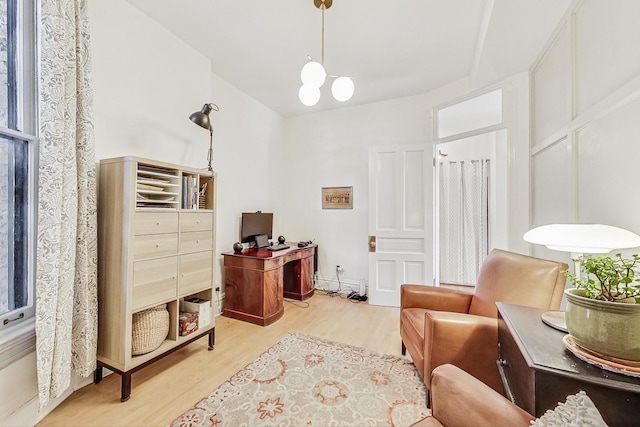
[368, 144, 431, 306]
[377, 238, 424, 253]
[405, 154, 426, 229]
[376, 152, 397, 230]
[375, 260, 396, 292]
[405, 261, 425, 283]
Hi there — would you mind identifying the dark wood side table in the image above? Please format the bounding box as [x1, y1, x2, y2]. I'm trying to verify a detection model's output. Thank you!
[497, 302, 640, 427]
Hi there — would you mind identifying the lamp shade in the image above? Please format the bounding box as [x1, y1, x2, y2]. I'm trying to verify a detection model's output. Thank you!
[523, 224, 640, 254]
[331, 76, 354, 102]
[300, 61, 326, 88]
[189, 103, 214, 130]
[299, 84, 321, 106]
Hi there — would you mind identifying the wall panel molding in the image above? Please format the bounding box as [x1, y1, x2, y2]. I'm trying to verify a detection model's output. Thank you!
[529, 0, 640, 242]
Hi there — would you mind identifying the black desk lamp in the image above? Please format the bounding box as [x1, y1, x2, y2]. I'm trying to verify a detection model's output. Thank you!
[189, 103, 219, 171]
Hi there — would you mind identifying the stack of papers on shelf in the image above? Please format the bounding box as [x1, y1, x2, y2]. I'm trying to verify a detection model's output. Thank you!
[136, 192, 175, 202]
[137, 183, 164, 192]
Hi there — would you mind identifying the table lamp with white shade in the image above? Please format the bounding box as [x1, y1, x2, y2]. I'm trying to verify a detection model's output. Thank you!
[523, 223, 640, 331]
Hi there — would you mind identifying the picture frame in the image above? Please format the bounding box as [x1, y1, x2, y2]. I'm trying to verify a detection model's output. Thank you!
[322, 186, 353, 209]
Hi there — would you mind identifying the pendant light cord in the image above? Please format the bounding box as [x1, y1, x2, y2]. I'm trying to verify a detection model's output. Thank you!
[321, 8, 325, 66]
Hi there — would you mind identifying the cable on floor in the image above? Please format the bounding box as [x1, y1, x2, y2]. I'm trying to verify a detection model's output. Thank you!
[284, 298, 310, 308]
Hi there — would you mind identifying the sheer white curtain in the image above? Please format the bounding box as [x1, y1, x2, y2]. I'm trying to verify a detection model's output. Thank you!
[439, 159, 489, 285]
[36, 0, 97, 408]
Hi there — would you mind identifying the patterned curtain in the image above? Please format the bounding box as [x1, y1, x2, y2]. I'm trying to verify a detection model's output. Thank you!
[36, 0, 97, 408]
[439, 159, 490, 285]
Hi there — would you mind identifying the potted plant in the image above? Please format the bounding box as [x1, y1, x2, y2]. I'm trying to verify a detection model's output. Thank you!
[564, 253, 640, 362]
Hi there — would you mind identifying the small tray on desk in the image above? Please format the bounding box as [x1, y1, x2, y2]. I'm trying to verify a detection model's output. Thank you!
[541, 310, 568, 332]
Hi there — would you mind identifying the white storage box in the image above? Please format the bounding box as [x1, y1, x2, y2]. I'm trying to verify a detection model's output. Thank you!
[180, 298, 212, 328]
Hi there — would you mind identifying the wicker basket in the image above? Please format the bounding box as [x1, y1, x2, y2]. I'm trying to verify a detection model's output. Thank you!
[131, 304, 170, 356]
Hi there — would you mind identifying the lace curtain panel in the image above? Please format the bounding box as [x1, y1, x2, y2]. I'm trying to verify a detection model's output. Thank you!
[36, 0, 97, 409]
[439, 159, 489, 285]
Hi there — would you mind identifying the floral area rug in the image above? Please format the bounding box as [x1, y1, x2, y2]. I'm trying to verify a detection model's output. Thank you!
[170, 331, 429, 427]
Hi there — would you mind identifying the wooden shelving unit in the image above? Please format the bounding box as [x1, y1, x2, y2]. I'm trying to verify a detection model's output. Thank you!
[95, 156, 217, 401]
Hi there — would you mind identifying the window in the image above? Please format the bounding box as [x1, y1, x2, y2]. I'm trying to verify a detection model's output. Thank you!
[0, 0, 37, 335]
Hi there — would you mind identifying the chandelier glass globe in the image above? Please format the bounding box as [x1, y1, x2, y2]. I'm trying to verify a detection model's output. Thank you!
[300, 61, 326, 88]
[331, 76, 354, 102]
[299, 84, 321, 106]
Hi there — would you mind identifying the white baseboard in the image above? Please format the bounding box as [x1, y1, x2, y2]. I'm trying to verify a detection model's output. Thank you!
[314, 275, 368, 295]
[0, 374, 93, 427]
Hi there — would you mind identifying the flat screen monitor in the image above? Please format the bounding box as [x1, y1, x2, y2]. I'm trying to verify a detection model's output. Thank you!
[241, 212, 273, 243]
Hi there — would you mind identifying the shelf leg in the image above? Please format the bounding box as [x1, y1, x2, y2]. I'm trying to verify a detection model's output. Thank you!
[208, 328, 215, 350]
[93, 363, 103, 384]
[120, 373, 132, 402]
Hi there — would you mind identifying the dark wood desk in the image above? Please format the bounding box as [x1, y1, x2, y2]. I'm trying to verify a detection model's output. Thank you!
[497, 302, 640, 427]
[222, 244, 316, 326]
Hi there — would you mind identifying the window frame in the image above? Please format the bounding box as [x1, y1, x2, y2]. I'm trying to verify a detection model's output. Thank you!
[0, 0, 38, 360]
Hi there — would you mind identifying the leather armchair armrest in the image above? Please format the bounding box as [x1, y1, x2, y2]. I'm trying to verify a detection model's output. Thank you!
[401, 284, 473, 313]
[430, 364, 534, 427]
[423, 311, 503, 392]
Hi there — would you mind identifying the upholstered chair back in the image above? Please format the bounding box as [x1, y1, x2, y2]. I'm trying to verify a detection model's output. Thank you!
[468, 249, 567, 318]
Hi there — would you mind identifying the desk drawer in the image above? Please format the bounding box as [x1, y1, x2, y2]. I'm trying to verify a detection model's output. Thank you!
[134, 212, 179, 235]
[180, 231, 213, 253]
[132, 257, 177, 310]
[180, 212, 212, 232]
[134, 233, 178, 260]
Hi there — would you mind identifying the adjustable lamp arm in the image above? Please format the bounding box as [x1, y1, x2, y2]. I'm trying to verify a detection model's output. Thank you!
[207, 126, 213, 172]
[188, 102, 219, 171]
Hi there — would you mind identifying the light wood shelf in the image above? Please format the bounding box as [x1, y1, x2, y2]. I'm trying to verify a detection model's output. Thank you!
[96, 156, 217, 401]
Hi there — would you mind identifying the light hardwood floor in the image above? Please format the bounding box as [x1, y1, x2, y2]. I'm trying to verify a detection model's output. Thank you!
[37, 293, 403, 427]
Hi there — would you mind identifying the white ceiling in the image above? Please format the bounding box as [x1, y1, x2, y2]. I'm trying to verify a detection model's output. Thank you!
[125, 0, 572, 117]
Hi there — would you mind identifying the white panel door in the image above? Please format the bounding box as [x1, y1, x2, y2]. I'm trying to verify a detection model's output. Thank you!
[368, 144, 430, 307]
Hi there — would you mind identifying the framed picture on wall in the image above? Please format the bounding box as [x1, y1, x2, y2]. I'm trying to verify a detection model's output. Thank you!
[322, 186, 353, 209]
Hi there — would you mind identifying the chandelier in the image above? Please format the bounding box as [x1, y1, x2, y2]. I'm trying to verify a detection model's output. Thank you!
[299, 0, 354, 106]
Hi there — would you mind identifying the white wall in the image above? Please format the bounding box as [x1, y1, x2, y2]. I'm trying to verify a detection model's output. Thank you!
[208, 72, 284, 279]
[279, 80, 470, 288]
[1, 1, 283, 424]
[529, 0, 640, 265]
[90, 3, 210, 164]
[88, 0, 284, 289]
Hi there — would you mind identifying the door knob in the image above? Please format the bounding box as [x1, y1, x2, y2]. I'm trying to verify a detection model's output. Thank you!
[368, 236, 376, 252]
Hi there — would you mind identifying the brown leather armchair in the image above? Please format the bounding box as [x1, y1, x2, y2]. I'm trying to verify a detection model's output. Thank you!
[400, 249, 567, 394]
[411, 364, 535, 427]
